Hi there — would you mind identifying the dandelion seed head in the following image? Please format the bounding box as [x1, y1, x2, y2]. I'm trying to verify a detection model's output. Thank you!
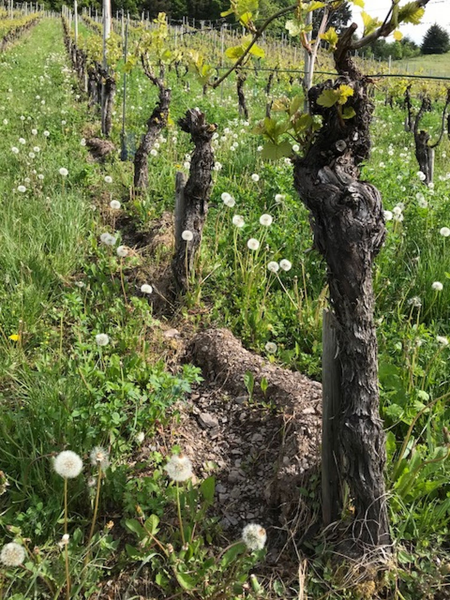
[182, 230, 194, 242]
[90, 446, 110, 469]
[259, 214, 273, 227]
[417, 171, 426, 181]
[251, 173, 260, 182]
[0, 543, 25, 567]
[109, 200, 121, 210]
[232, 215, 245, 228]
[279, 259, 292, 271]
[104, 176, 113, 184]
[432, 281, 443, 291]
[140, 284, 153, 294]
[164, 454, 193, 482]
[59, 167, 68, 177]
[440, 227, 450, 237]
[95, 333, 110, 347]
[242, 523, 267, 551]
[53, 450, 83, 479]
[116, 245, 128, 257]
[17, 185, 26, 193]
[100, 233, 117, 246]
[265, 342, 277, 354]
[267, 261, 279, 273]
[247, 238, 260, 251]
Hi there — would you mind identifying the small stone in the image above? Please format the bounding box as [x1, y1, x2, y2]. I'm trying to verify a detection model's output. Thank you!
[235, 396, 247, 405]
[230, 487, 241, 499]
[228, 470, 242, 483]
[198, 412, 219, 429]
[164, 328, 180, 339]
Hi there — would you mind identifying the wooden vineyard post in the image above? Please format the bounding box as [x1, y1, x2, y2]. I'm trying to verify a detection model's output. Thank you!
[321, 310, 343, 526]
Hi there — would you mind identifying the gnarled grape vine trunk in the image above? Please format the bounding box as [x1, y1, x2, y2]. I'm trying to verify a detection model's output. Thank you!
[133, 61, 171, 191]
[172, 109, 215, 293]
[294, 26, 390, 550]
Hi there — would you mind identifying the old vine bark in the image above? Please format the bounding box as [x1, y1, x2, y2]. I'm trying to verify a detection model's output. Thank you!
[134, 59, 171, 190]
[294, 25, 390, 550]
[172, 109, 215, 293]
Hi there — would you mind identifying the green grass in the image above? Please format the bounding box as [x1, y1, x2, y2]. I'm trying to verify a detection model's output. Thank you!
[394, 51, 450, 76]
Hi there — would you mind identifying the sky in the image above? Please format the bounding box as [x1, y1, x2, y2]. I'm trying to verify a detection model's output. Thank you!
[350, 0, 450, 44]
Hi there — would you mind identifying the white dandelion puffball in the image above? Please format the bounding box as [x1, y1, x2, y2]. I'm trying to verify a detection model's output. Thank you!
[53, 450, 83, 479]
[267, 261, 279, 273]
[59, 167, 68, 177]
[164, 454, 193, 482]
[247, 238, 260, 251]
[437, 336, 449, 346]
[265, 342, 277, 354]
[242, 523, 267, 551]
[0, 543, 25, 567]
[33, 146, 40, 153]
[90, 446, 110, 469]
[17, 185, 26, 193]
[417, 171, 426, 181]
[150, 149, 158, 157]
[116, 245, 128, 258]
[440, 227, 450, 237]
[418, 197, 428, 208]
[259, 214, 273, 227]
[109, 200, 121, 210]
[384, 210, 393, 221]
[392, 206, 402, 216]
[80, 138, 86, 146]
[100, 233, 117, 246]
[251, 173, 260, 182]
[3, 119, 8, 125]
[11, 146, 19, 154]
[141, 284, 153, 294]
[182, 230, 194, 242]
[95, 333, 110, 347]
[221, 192, 235, 207]
[43, 130, 50, 137]
[275, 194, 285, 203]
[279, 259, 292, 272]
[232, 215, 245, 228]
[104, 176, 113, 184]
[432, 281, 443, 291]
[19, 137, 26, 145]
[135, 431, 145, 444]
[31, 128, 37, 135]
[292, 144, 300, 152]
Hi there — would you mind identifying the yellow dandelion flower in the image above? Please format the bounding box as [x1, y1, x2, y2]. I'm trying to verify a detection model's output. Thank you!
[9, 334, 20, 342]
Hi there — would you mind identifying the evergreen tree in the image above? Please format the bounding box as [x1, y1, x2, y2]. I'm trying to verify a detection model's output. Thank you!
[312, 1, 351, 37]
[421, 24, 450, 55]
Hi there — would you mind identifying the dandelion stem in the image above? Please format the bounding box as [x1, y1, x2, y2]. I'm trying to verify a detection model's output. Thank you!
[119, 259, 128, 304]
[176, 482, 185, 546]
[63, 478, 70, 600]
[85, 466, 102, 565]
